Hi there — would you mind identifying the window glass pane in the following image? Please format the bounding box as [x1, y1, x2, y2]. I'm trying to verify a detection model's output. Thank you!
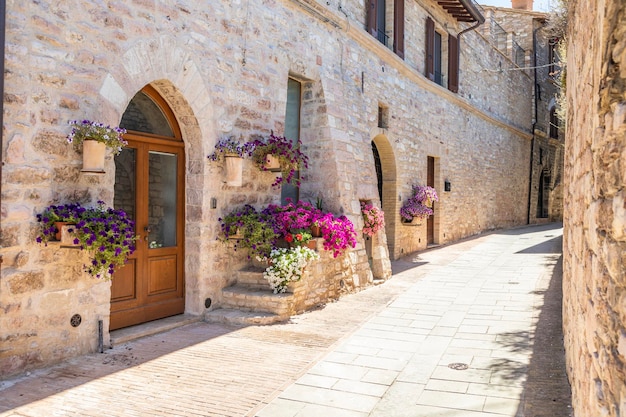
[120, 91, 175, 137]
[148, 151, 177, 248]
[434, 32, 443, 86]
[114, 148, 136, 222]
[282, 79, 302, 204]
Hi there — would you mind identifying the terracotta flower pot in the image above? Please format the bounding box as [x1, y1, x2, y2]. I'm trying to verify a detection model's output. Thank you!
[81, 139, 106, 174]
[59, 224, 79, 246]
[262, 154, 281, 172]
[310, 225, 322, 237]
[54, 221, 70, 241]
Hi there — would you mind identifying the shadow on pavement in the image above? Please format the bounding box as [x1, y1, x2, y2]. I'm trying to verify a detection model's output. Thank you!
[490, 254, 573, 417]
[516, 235, 563, 254]
[0, 323, 237, 411]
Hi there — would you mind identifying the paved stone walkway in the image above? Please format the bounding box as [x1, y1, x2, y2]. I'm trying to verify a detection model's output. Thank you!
[0, 223, 571, 417]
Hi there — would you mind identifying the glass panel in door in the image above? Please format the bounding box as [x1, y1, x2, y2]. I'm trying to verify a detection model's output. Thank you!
[147, 151, 177, 249]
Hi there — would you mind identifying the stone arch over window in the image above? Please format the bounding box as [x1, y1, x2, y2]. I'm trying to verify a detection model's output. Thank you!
[372, 133, 399, 259]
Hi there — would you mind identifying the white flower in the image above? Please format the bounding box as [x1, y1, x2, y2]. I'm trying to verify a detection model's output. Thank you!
[263, 246, 319, 293]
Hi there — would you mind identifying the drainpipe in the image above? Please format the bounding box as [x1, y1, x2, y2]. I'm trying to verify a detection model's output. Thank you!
[0, 0, 5, 265]
[527, 20, 543, 224]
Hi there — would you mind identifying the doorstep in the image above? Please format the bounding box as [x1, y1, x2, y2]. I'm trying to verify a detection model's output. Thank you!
[109, 314, 203, 346]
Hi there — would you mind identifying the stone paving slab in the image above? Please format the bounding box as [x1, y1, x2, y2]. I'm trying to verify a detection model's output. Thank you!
[0, 224, 571, 417]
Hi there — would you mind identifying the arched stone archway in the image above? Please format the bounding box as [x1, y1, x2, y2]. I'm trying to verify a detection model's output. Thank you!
[97, 37, 220, 320]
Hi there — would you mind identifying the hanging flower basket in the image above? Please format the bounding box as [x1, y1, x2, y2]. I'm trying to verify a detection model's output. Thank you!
[224, 154, 243, 187]
[81, 139, 107, 174]
[67, 120, 127, 174]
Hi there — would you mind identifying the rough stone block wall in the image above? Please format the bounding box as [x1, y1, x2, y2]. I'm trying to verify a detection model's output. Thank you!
[1, 0, 533, 377]
[563, 0, 626, 415]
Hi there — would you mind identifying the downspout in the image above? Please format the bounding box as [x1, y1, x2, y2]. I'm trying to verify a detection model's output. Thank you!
[0, 0, 5, 265]
[527, 20, 542, 224]
[457, 0, 485, 37]
[457, 19, 483, 38]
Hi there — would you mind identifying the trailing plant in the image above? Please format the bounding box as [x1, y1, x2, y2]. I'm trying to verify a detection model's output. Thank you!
[207, 137, 249, 161]
[400, 185, 439, 222]
[36, 201, 137, 278]
[317, 213, 358, 258]
[361, 202, 385, 237]
[219, 200, 356, 260]
[218, 204, 280, 258]
[247, 134, 309, 187]
[266, 199, 321, 237]
[36, 203, 85, 243]
[260, 246, 319, 293]
[66, 120, 127, 155]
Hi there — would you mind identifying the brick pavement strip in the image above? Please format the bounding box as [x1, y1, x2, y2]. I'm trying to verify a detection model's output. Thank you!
[0, 224, 571, 417]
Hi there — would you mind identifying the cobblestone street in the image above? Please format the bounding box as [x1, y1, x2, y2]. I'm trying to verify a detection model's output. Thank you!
[0, 223, 571, 417]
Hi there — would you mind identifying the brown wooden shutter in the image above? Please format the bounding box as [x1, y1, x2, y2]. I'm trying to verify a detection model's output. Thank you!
[393, 0, 405, 59]
[367, 0, 378, 37]
[448, 34, 459, 93]
[425, 17, 435, 81]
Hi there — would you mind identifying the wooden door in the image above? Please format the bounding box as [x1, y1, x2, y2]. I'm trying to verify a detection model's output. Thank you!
[427, 156, 435, 245]
[110, 133, 185, 330]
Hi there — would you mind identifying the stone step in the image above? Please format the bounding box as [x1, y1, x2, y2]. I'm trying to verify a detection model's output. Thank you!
[236, 265, 271, 290]
[204, 308, 285, 326]
[221, 285, 295, 316]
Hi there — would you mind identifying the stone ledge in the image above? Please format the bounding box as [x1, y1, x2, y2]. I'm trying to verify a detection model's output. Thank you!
[204, 308, 286, 326]
[110, 314, 203, 346]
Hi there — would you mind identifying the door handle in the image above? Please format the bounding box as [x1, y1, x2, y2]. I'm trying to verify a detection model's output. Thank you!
[144, 226, 152, 241]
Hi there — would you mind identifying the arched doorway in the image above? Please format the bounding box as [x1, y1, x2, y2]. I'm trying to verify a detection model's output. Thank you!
[371, 134, 399, 259]
[110, 85, 185, 330]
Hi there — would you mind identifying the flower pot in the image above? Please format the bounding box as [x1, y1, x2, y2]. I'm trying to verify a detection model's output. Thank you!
[402, 217, 423, 226]
[54, 221, 72, 241]
[81, 139, 106, 174]
[306, 239, 317, 250]
[224, 154, 243, 187]
[310, 225, 322, 237]
[60, 224, 79, 246]
[262, 154, 281, 172]
[227, 227, 243, 239]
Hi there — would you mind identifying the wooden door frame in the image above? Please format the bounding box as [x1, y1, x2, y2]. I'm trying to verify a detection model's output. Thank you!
[110, 134, 185, 330]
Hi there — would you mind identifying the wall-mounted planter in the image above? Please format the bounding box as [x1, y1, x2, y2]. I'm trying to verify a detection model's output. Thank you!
[224, 154, 243, 186]
[401, 217, 423, 226]
[81, 139, 106, 174]
[59, 224, 80, 247]
[262, 154, 281, 172]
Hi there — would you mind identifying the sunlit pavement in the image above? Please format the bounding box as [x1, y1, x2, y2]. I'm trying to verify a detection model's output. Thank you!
[0, 223, 571, 417]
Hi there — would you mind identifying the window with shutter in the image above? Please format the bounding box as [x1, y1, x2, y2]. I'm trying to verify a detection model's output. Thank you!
[367, 0, 389, 46]
[425, 17, 435, 81]
[393, 0, 404, 59]
[367, 0, 378, 37]
[448, 34, 459, 93]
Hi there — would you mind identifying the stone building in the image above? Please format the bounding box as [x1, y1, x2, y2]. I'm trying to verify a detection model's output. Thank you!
[563, 0, 626, 415]
[1, 0, 538, 377]
[481, 1, 565, 223]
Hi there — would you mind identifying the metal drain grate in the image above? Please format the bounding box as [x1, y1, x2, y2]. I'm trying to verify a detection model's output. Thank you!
[448, 362, 469, 370]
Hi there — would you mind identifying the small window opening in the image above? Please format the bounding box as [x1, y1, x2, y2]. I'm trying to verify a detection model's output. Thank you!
[378, 105, 389, 129]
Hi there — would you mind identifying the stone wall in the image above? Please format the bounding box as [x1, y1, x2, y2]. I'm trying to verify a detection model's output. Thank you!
[1, 0, 533, 377]
[563, 0, 626, 415]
